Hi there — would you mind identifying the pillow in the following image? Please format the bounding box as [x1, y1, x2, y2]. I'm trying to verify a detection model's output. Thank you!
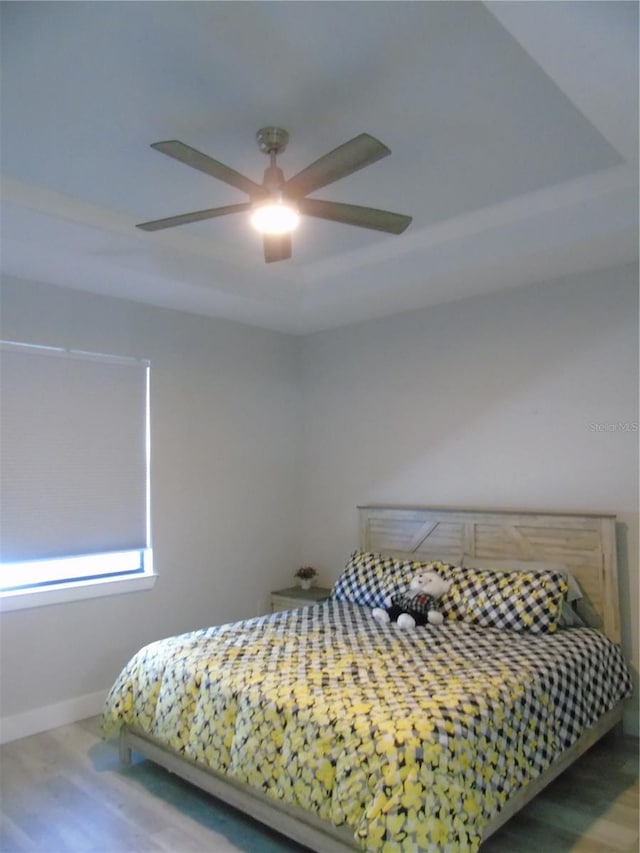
[331, 550, 455, 608]
[440, 566, 568, 633]
[461, 556, 582, 600]
[461, 556, 592, 627]
[330, 550, 404, 607]
[559, 602, 587, 628]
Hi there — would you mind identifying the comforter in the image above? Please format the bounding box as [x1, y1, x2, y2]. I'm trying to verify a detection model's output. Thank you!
[103, 600, 632, 851]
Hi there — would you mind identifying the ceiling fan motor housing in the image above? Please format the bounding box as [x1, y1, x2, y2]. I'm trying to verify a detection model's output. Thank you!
[262, 164, 286, 196]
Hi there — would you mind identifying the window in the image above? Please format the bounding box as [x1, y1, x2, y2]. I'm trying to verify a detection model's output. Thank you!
[0, 341, 154, 610]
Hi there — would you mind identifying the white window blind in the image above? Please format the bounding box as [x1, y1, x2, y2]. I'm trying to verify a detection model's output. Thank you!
[1, 342, 150, 572]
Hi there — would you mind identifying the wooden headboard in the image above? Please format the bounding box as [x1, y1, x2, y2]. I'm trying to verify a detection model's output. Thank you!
[358, 506, 620, 643]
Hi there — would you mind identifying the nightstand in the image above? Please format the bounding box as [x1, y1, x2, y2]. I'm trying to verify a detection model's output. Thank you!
[270, 586, 331, 612]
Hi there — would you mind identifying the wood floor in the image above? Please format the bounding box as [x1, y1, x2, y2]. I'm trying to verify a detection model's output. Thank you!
[0, 716, 637, 852]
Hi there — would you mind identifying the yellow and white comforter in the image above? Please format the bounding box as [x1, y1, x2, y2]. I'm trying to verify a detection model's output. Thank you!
[103, 600, 632, 851]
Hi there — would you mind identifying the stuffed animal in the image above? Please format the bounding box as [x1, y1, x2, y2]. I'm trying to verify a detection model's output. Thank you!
[372, 570, 451, 630]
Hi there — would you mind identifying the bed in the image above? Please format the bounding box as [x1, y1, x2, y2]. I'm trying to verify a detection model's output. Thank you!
[103, 506, 633, 851]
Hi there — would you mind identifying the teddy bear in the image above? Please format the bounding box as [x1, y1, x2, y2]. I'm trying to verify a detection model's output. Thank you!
[372, 570, 452, 630]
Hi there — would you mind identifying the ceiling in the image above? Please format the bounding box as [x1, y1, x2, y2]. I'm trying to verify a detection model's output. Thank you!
[1, 1, 637, 335]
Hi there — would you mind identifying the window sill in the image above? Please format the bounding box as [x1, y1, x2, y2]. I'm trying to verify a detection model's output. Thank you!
[0, 572, 158, 612]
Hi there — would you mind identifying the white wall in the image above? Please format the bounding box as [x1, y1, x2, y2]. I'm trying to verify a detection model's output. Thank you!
[0, 276, 301, 736]
[299, 262, 639, 734]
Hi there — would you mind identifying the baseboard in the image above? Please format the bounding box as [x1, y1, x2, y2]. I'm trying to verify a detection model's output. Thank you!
[0, 689, 108, 744]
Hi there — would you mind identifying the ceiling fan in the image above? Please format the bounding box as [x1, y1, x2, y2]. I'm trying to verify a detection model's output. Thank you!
[136, 127, 412, 263]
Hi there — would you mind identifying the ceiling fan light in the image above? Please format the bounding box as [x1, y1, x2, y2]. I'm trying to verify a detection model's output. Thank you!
[251, 202, 299, 235]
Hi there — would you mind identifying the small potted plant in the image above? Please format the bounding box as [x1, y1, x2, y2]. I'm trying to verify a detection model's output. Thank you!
[295, 566, 317, 590]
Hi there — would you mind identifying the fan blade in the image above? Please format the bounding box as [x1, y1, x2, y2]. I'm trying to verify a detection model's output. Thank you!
[137, 202, 251, 232]
[151, 141, 263, 197]
[298, 198, 412, 234]
[285, 134, 390, 198]
[263, 233, 292, 263]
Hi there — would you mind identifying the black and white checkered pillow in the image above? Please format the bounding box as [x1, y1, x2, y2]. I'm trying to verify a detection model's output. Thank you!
[331, 551, 455, 608]
[330, 551, 406, 607]
[440, 567, 568, 633]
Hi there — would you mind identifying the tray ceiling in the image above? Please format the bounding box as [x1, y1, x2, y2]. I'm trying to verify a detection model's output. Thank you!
[1, 1, 637, 334]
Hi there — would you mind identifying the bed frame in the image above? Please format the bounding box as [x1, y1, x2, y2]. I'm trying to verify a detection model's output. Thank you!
[119, 505, 627, 851]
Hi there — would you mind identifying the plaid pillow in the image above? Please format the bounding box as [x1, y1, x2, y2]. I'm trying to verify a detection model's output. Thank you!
[440, 567, 568, 633]
[331, 551, 455, 608]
